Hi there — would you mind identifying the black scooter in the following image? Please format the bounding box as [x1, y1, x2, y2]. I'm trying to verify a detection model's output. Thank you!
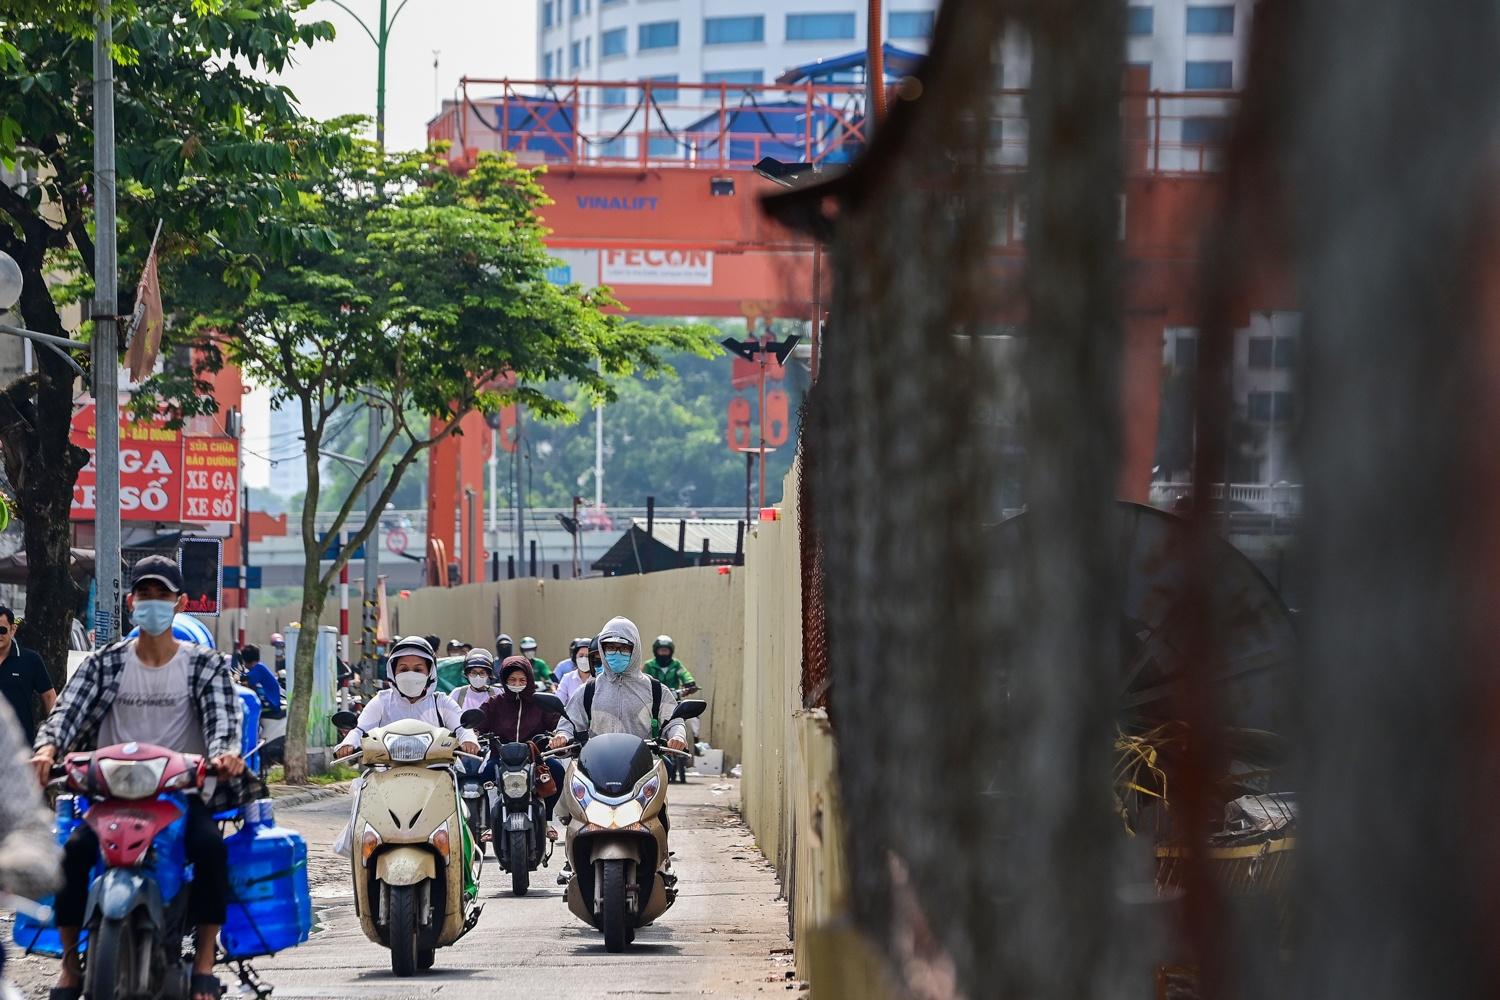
[460, 698, 568, 897]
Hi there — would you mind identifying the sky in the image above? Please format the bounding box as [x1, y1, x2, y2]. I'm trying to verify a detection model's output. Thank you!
[243, 0, 538, 489]
[273, 0, 538, 153]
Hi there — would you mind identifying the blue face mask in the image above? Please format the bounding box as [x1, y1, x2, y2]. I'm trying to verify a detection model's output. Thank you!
[604, 651, 632, 675]
[132, 600, 176, 637]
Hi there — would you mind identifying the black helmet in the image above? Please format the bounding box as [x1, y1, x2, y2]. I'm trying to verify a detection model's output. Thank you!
[653, 635, 675, 655]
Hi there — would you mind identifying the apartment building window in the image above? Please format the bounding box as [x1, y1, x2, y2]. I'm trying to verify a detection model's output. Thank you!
[602, 86, 629, 106]
[786, 13, 855, 41]
[1247, 336, 1296, 370]
[570, 40, 580, 71]
[543, 0, 554, 29]
[888, 10, 934, 39]
[1173, 335, 1197, 371]
[599, 137, 627, 158]
[585, 36, 592, 66]
[648, 136, 680, 158]
[705, 15, 764, 45]
[569, 0, 579, 16]
[1247, 391, 1295, 424]
[601, 0, 625, 6]
[638, 20, 679, 50]
[1184, 60, 1232, 89]
[1186, 5, 1235, 35]
[643, 74, 679, 102]
[705, 69, 765, 85]
[1181, 116, 1230, 144]
[1126, 7, 1153, 36]
[543, 51, 554, 77]
[602, 27, 627, 57]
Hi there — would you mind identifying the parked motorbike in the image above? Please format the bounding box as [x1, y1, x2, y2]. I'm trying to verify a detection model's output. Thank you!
[460, 698, 567, 897]
[557, 698, 708, 952]
[332, 711, 483, 977]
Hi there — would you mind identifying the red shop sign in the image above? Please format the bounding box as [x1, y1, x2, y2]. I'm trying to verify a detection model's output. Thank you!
[70, 404, 240, 525]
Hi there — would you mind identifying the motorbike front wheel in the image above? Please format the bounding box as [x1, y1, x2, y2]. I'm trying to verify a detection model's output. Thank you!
[508, 830, 531, 896]
[599, 859, 631, 953]
[85, 915, 150, 1000]
[387, 883, 422, 977]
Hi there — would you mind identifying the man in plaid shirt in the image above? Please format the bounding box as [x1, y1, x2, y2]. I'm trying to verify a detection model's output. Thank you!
[29, 555, 247, 1000]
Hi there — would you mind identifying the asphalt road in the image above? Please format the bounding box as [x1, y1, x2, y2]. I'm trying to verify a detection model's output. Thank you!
[6, 778, 799, 1000]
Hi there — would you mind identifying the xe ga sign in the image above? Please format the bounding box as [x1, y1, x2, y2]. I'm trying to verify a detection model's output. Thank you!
[70, 403, 240, 525]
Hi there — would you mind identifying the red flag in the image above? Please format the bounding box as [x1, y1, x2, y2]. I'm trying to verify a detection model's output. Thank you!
[125, 223, 164, 383]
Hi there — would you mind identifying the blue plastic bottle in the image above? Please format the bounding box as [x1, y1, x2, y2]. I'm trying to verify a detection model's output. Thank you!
[220, 803, 312, 959]
[12, 796, 79, 958]
[236, 685, 263, 774]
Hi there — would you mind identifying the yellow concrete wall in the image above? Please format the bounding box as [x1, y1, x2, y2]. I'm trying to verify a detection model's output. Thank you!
[739, 462, 870, 993]
[235, 567, 746, 760]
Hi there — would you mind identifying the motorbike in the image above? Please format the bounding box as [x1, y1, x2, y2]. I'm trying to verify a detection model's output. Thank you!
[331, 711, 483, 977]
[666, 686, 700, 785]
[557, 698, 708, 952]
[454, 729, 497, 860]
[459, 700, 567, 897]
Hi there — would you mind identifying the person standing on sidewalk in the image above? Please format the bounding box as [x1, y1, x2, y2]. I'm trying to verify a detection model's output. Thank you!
[0, 605, 54, 747]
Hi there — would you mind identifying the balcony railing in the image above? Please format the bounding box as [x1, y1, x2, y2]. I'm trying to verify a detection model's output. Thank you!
[428, 78, 1242, 177]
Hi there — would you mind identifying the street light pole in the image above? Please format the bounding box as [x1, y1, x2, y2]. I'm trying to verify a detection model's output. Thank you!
[92, 5, 123, 646]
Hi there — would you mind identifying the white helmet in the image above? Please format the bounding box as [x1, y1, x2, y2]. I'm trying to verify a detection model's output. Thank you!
[388, 636, 437, 698]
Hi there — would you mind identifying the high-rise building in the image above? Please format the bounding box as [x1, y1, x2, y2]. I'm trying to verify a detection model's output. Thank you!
[537, 0, 942, 98]
[266, 402, 309, 499]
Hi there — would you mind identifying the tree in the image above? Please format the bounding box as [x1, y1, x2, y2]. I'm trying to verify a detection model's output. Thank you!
[183, 143, 712, 781]
[0, 0, 345, 681]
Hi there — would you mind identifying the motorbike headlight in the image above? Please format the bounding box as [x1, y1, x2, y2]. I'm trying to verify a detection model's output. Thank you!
[635, 775, 661, 808]
[502, 771, 531, 799]
[610, 800, 643, 827]
[98, 758, 167, 800]
[384, 733, 432, 762]
[569, 774, 593, 809]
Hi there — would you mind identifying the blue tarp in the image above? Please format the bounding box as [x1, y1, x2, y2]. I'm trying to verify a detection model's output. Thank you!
[775, 43, 926, 85]
[678, 99, 861, 164]
[486, 95, 576, 159]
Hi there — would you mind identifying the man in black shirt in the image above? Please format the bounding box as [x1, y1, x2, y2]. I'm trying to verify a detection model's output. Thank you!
[0, 605, 55, 744]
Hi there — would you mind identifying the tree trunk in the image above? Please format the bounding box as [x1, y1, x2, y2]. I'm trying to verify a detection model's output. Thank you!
[281, 562, 327, 784]
[0, 250, 89, 689]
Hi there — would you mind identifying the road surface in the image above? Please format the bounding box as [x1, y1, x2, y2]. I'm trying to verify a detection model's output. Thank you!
[6, 778, 798, 999]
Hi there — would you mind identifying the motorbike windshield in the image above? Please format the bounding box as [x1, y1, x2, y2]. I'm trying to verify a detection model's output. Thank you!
[578, 733, 656, 798]
[497, 742, 532, 766]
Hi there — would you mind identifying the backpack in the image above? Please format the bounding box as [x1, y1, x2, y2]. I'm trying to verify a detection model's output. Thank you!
[583, 677, 664, 740]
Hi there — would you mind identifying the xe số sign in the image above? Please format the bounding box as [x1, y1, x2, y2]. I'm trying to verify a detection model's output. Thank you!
[70, 403, 240, 525]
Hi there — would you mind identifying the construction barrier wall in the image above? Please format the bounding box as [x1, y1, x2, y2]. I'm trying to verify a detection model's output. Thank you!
[740, 464, 878, 995]
[233, 567, 746, 760]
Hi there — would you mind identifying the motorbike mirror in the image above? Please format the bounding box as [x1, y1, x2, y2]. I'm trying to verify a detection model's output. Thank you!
[670, 699, 707, 722]
[533, 693, 565, 715]
[331, 711, 359, 729]
[459, 709, 485, 728]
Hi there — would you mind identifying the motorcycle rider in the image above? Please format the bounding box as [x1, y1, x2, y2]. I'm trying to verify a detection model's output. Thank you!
[644, 636, 697, 695]
[494, 633, 515, 660]
[553, 638, 595, 704]
[519, 636, 553, 686]
[332, 636, 479, 856]
[0, 698, 62, 994]
[29, 555, 249, 1000]
[478, 657, 565, 838]
[550, 617, 688, 755]
[240, 643, 286, 771]
[334, 636, 480, 756]
[458, 649, 498, 712]
[552, 637, 586, 683]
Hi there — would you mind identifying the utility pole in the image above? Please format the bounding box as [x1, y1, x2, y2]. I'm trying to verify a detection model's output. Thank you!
[239, 484, 250, 651]
[361, 405, 381, 686]
[92, 4, 122, 646]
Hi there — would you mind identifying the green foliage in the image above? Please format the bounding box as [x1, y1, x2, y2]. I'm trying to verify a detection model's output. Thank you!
[179, 142, 715, 584]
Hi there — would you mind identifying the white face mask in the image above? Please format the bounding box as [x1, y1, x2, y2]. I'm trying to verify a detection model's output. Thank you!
[468, 674, 488, 690]
[394, 671, 429, 698]
[575, 655, 591, 674]
[506, 681, 527, 694]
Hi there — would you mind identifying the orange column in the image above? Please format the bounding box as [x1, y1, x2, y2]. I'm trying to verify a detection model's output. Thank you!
[1118, 312, 1165, 502]
[456, 410, 488, 583]
[427, 419, 459, 586]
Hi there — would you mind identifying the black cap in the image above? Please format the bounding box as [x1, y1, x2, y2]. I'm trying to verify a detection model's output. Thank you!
[130, 555, 185, 594]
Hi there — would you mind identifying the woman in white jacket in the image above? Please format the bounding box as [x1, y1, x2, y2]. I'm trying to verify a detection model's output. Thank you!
[333, 636, 478, 855]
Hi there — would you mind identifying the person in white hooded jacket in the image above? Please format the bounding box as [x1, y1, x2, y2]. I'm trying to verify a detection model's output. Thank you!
[550, 616, 688, 751]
